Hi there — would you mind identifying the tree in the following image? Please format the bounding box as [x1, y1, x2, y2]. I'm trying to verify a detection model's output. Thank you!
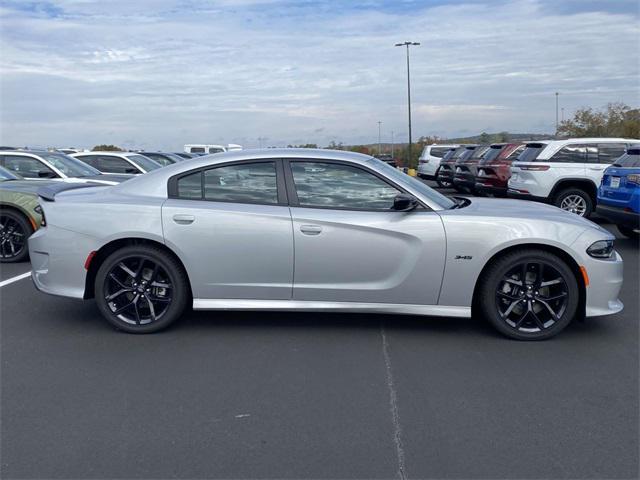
[92, 144, 123, 151]
[478, 132, 492, 144]
[557, 102, 639, 138]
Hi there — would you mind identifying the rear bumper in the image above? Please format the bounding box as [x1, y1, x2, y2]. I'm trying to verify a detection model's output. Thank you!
[596, 204, 640, 228]
[453, 173, 475, 190]
[438, 167, 454, 180]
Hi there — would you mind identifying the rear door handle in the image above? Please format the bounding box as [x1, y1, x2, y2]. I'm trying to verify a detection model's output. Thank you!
[588, 167, 605, 171]
[300, 224, 322, 235]
[173, 214, 195, 225]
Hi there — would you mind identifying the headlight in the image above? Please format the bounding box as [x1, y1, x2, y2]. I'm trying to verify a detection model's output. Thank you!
[587, 239, 614, 259]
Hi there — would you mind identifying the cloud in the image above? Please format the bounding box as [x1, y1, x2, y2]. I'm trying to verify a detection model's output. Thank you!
[0, 0, 638, 149]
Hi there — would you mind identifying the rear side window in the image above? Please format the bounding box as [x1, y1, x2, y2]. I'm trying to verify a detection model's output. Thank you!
[597, 143, 627, 164]
[77, 155, 100, 168]
[615, 151, 640, 167]
[190, 147, 205, 153]
[507, 145, 525, 160]
[549, 144, 588, 163]
[479, 145, 504, 164]
[429, 147, 451, 158]
[516, 144, 547, 162]
[97, 156, 138, 174]
[144, 153, 173, 167]
[441, 149, 456, 161]
[175, 162, 278, 204]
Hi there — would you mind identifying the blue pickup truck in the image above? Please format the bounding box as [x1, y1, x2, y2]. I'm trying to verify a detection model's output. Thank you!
[597, 145, 640, 239]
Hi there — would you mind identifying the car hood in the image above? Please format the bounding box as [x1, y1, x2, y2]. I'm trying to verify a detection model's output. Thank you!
[0, 180, 59, 195]
[440, 197, 609, 233]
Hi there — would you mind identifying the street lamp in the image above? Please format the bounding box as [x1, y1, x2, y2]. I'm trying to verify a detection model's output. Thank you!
[555, 92, 559, 137]
[377, 121, 382, 156]
[395, 41, 420, 167]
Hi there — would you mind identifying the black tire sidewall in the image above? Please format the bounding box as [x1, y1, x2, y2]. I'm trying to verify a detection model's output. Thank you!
[94, 245, 188, 333]
[554, 188, 593, 217]
[479, 250, 579, 340]
[0, 209, 33, 263]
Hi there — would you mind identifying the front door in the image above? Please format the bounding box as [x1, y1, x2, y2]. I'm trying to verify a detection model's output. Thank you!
[285, 160, 446, 305]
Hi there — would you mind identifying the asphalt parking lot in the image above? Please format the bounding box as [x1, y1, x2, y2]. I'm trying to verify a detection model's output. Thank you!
[1, 184, 638, 479]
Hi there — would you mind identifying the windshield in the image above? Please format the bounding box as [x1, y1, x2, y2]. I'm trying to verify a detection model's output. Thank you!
[0, 166, 21, 181]
[367, 157, 455, 209]
[516, 143, 547, 162]
[615, 150, 640, 167]
[479, 145, 505, 164]
[41, 152, 101, 177]
[126, 154, 162, 171]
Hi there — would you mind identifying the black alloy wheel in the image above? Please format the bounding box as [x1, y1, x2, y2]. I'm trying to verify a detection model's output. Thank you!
[95, 245, 188, 333]
[479, 249, 579, 340]
[0, 210, 32, 263]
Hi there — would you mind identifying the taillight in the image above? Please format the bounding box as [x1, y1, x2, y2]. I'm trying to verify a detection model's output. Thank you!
[518, 165, 550, 171]
[627, 174, 640, 186]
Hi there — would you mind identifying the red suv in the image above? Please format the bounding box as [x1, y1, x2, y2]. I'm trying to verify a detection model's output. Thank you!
[474, 143, 525, 197]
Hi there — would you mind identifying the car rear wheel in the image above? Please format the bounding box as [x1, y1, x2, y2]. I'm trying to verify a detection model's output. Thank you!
[94, 245, 189, 333]
[478, 249, 579, 340]
[554, 188, 593, 217]
[436, 169, 452, 188]
[0, 209, 33, 263]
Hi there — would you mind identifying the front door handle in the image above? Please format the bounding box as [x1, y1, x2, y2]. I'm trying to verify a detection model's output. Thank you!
[300, 224, 322, 235]
[173, 214, 195, 225]
[588, 167, 605, 171]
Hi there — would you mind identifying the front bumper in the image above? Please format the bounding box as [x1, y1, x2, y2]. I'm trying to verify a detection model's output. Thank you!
[596, 204, 640, 228]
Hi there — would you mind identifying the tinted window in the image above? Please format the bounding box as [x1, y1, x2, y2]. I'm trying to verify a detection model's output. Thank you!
[470, 146, 490, 160]
[479, 145, 505, 164]
[507, 145, 525, 160]
[452, 147, 469, 159]
[177, 171, 203, 199]
[550, 144, 587, 163]
[456, 149, 475, 163]
[208, 147, 225, 154]
[597, 143, 627, 164]
[144, 153, 175, 167]
[3, 155, 57, 178]
[291, 161, 400, 210]
[516, 143, 547, 162]
[429, 147, 452, 158]
[615, 151, 640, 167]
[98, 156, 138, 174]
[76, 155, 100, 168]
[126, 154, 161, 172]
[190, 147, 205, 153]
[40, 152, 100, 176]
[441, 149, 456, 161]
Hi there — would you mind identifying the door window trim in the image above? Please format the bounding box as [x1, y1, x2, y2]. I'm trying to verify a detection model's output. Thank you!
[167, 158, 288, 206]
[283, 158, 430, 212]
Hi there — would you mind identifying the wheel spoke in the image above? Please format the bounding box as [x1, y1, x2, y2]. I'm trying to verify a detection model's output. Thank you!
[537, 299, 560, 320]
[540, 278, 562, 287]
[118, 262, 137, 279]
[108, 273, 129, 289]
[144, 294, 157, 321]
[514, 309, 529, 328]
[106, 288, 132, 301]
[113, 297, 137, 315]
[504, 278, 522, 287]
[147, 294, 171, 303]
[540, 292, 567, 301]
[530, 308, 547, 330]
[134, 258, 146, 280]
[150, 281, 171, 289]
[537, 262, 544, 287]
[132, 294, 141, 324]
[521, 262, 528, 285]
[501, 299, 522, 318]
[497, 290, 520, 301]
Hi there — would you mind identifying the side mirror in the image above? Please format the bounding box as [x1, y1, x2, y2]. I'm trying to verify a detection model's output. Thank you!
[392, 193, 419, 211]
[38, 170, 57, 178]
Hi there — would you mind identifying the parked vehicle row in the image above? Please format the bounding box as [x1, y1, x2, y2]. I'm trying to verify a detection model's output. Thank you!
[428, 138, 640, 232]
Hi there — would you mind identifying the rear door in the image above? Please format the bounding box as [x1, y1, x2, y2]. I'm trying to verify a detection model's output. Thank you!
[162, 160, 294, 300]
[590, 143, 628, 181]
[547, 144, 588, 180]
[285, 159, 446, 305]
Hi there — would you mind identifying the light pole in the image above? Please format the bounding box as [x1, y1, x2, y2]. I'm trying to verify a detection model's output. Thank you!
[555, 92, 559, 137]
[395, 41, 420, 167]
[561, 107, 565, 122]
[391, 130, 394, 159]
[377, 121, 382, 155]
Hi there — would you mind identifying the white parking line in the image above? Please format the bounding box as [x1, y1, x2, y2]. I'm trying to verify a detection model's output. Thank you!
[0, 271, 32, 288]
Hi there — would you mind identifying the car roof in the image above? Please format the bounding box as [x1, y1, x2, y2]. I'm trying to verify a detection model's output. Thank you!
[112, 148, 376, 198]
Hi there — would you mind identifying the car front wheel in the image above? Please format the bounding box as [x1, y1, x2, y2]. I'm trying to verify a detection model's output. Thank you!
[478, 249, 579, 340]
[0, 209, 33, 263]
[94, 245, 189, 333]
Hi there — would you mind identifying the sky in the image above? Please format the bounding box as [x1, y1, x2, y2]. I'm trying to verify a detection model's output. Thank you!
[0, 0, 638, 150]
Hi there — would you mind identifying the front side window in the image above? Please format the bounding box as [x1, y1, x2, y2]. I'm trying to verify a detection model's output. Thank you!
[40, 152, 100, 176]
[3, 155, 57, 178]
[98, 156, 138, 174]
[550, 144, 587, 163]
[290, 161, 400, 210]
[597, 143, 627, 164]
[176, 162, 278, 204]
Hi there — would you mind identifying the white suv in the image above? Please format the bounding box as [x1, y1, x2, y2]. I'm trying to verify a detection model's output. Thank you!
[417, 144, 459, 179]
[508, 138, 639, 217]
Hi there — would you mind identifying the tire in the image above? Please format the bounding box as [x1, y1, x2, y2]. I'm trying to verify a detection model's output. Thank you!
[617, 225, 639, 240]
[0, 209, 33, 263]
[436, 169, 452, 188]
[553, 188, 593, 218]
[477, 249, 579, 340]
[94, 245, 189, 333]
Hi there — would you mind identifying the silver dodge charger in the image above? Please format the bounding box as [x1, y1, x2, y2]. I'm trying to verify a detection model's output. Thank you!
[28, 149, 623, 339]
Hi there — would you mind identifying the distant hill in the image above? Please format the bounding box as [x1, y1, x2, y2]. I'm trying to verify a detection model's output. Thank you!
[443, 132, 552, 144]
